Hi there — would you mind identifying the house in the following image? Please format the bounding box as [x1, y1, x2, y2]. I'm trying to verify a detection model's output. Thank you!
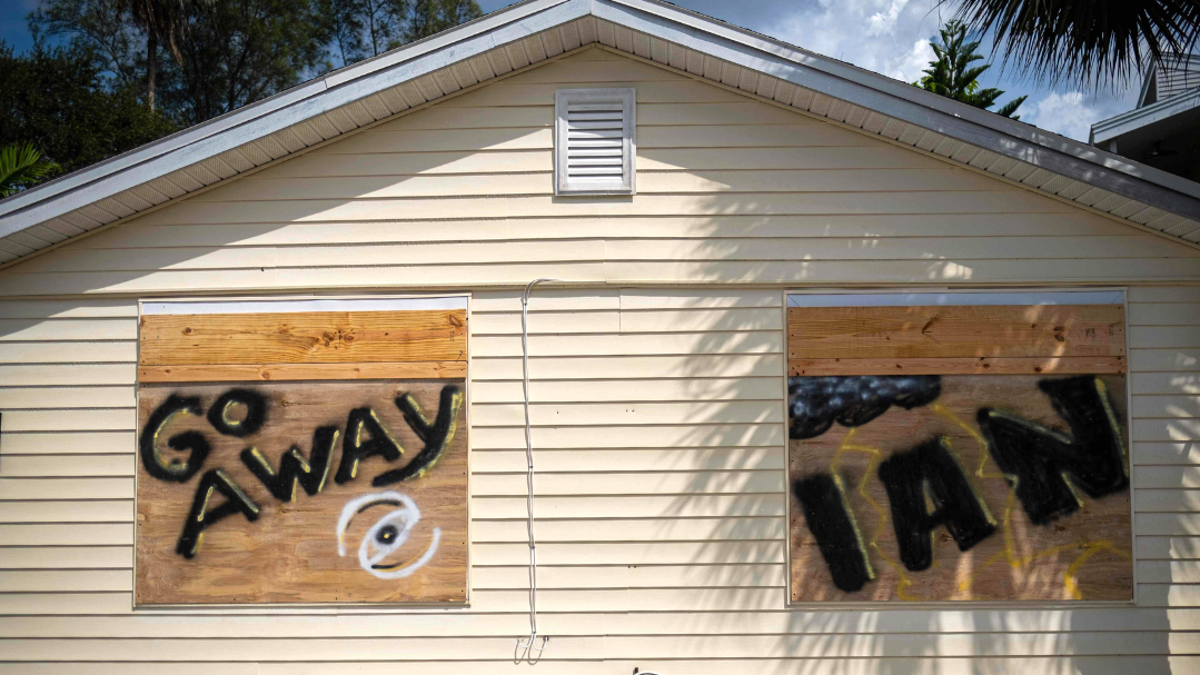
[1, 0, 1199, 672]
[1091, 53, 1200, 182]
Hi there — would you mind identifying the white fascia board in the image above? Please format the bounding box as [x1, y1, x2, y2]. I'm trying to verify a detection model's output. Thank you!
[0, 0, 588, 239]
[1091, 88, 1200, 144]
[600, 0, 1200, 213]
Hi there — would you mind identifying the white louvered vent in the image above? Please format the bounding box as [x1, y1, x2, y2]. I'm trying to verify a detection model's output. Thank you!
[554, 88, 636, 195]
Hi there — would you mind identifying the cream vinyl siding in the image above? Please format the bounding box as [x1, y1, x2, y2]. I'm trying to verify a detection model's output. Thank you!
[0, 47, 1199, 673]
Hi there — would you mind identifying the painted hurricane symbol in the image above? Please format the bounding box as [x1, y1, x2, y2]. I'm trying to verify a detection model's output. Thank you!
[337, 491, 441, 579]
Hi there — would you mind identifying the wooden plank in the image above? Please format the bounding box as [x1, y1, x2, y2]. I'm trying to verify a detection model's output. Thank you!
[136, 380, 468, 605]
[790, 355, 1126, 376]
[138, 361, 466, 383]
[788, 374, 1132, 602]
[789, 304, 1125, 361]
[138, 309, 466, 366]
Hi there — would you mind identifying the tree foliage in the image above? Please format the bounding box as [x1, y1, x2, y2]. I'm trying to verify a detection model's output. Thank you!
[0, 142, 60, 198]
[946, 0, 1200, 90]
[7, 0, 484, 191]
[319, 0, 481, 67]
[0, 41, 177, 177]
[916, 20, 1027, 119]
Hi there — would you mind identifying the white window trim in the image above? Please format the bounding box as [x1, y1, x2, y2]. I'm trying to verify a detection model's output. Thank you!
[554, 87, 636, 196]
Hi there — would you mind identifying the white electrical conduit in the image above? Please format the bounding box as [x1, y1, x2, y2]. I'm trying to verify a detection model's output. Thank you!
[516, 278, 556, 656]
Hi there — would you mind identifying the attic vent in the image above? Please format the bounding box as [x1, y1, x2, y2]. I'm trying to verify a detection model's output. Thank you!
[555, 88, 636, 195]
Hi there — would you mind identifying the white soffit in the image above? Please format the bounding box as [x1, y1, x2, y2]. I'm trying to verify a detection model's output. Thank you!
[2, 0, 1200, 269]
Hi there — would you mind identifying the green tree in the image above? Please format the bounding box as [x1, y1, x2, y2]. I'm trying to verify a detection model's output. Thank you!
[318, 0, 482, 68]
[320, 0, 408, 66]
[159, 0, 331, 124]
[0, 142, 59, 198]
[947, 0, 1200, 89]
[35, 0, 334, 126]
[916, 20, 1026, 119]
[116, 0, 214, 111]
[0, 41, 177, 178]
[404, 0, 481, 43]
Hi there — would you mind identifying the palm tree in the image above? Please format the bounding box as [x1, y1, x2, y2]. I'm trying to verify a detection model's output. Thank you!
[947, 0, 1200, 89]
[917, 20, 1027, 118]
[0, 143, 59, 198]
[120, 0, 210, 111]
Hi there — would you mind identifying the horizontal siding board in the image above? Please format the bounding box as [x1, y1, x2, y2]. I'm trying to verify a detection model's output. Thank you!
[471, 331, 782, 357]
[0, 342, 135, 364]
[1130, 349, 1200, 372]
[0, 319, 134, 341]
[0, 500, 133, 523]
[470, 377, 785, 403]
[82, 213, 1140, 249]
[0, 455, 131, 479]
[0, 432, 132, 455]
[117, 191, 1080, 228]
[195, 168, 1010, 202]
[3, 632, 1194, 661]
[3, 608, 1199, 638]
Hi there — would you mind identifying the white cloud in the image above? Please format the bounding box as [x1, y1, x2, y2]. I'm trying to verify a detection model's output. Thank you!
[1024, 92, 1102, 141]
[762, 0, 1136, 141]
[779, 0, 941, 79]
[892, 38, 935, 82]
[867, 0, 911, 37]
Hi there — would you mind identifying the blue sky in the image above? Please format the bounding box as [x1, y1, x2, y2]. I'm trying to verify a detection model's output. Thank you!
[1, 0, 1139, 141]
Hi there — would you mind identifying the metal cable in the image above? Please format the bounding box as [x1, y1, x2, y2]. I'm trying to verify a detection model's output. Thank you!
[516, 278, 555, 656]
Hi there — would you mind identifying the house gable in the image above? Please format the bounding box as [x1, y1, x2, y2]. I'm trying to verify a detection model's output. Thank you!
[2, 0, 1200, 270]
[1, 48, 1197, 297]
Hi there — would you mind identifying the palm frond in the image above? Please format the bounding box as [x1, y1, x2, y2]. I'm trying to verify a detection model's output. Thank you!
[994, 94, 1029, 119]
[945, 0, 1200, 89]
[0, 142, 60, 198]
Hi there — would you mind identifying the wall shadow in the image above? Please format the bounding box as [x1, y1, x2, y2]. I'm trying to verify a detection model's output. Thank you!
[634, 177, 1179, 674]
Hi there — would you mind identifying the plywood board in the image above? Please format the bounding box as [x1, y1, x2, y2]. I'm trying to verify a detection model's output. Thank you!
[788, 355, 1126, 376]
[135, 379, 468, 605]
[139, 309, 467, 368]
[787, 374, 1133, 602]
[788, 305, 1125, 362]
[138, 361, 466, 383]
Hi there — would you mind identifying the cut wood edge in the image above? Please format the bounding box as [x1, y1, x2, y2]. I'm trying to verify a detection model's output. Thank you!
[788, 356, 1127, 377]
[138, 361, 467, 383]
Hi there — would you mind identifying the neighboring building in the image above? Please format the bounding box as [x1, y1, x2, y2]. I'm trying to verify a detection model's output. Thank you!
[1, 1, 1199, 673]
[1091, 53, 1200, 181]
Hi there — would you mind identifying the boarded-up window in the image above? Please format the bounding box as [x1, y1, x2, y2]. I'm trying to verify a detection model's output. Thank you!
[135, 297, 469, 605]
[786, 291, 1132, 603]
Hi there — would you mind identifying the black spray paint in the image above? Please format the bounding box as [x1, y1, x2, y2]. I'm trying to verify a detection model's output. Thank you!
[373, 385, 465, 486]
[792, 473, 875, 592]
[207, 388, 267, 438]
[334, 407, 405, 484]
[878, 437, 996, 572]
[176, 468, 261, 558]
[788, 375, 942, 439]
[140, 394, 210, 482]
[977, 375, 1128, 525]
[240, 425, 340, 502]
[141, 385, 466, 558]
